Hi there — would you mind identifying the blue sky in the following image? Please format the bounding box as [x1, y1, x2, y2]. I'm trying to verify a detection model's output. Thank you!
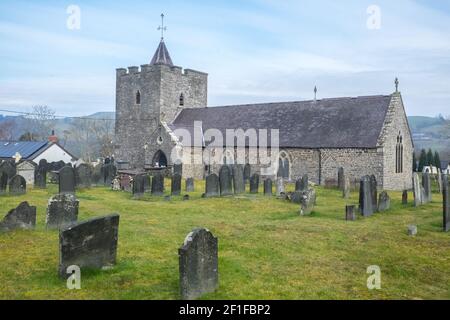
[0, 0, 449, 116]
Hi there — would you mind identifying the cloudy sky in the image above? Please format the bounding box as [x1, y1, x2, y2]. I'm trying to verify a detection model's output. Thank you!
[0, 0, 449, 117]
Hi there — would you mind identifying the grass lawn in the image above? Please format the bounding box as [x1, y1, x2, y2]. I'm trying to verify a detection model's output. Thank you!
[0, 180, 449, 300]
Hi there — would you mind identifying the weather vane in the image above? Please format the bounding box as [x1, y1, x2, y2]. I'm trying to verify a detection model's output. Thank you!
[395, 77, 399, 93]
[157, 13, 167, 40]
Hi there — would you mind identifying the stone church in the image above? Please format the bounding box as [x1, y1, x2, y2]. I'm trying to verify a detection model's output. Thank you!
[115, 38, 413, 190]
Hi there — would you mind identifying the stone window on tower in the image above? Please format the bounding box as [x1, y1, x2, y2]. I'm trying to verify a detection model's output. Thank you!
[135, 90, 141, 105]
[179, 93, 184, 106]
[395, 133, 403, 173]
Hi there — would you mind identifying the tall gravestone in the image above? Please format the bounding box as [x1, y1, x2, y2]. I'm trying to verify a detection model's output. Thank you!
[232, 165, 245, 194]
[249, 173, 259, 194]
[9, 175, 26, 195]
[219, 166, 233, 196]
[338, 167, 345, 190]
[186, 178, 195, 192]
[75, 164, 92, 188]
[412, 173, 422, 207]
[402, 190, 408, 205]
[59, 166, 75, 194]
[171, 174, 182, 196]
[151, 173, 164, 196]
[179, 228, 218, 300]
[58, 214, 120, 278]
[133, 174, 146, 197]
[343, 176, 350, 199]
[359, 176, 374, 216]
[422, 172, 432, 203]
[264, 179, 273, 196]
[276, 178, 284, 196]
[102, 163, 117, 186]
[0, 202, 36, 232]
[243, 164, 251, 183]
[34, 159, 47, 189]
[205, 174, 219, 197]
[46, 193, 79, 229]
[91, 165, 103, 186]
[370, 175, 378, 211]
[443, 175, 449, 232]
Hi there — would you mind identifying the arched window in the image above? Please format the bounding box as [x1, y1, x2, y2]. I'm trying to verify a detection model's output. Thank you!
[277, 151, 290, 179]
[152, 150, 167, 168]
[135, 90, 141, 105]
[179, 93, 184, 106]
[395, 133, 403, 173]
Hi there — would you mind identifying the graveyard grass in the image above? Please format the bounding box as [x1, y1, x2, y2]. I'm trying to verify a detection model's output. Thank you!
[0, 181, 449, 300]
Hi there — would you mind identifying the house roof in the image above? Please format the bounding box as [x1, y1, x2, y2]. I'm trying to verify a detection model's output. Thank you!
[150, 40, 173, 67]
[172, 95, 393, 148]
[0, 141, 49, 159]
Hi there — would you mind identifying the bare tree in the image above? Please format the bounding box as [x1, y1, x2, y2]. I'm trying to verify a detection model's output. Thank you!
[26, 105, 56, 140]
[0, 120, 15, 140]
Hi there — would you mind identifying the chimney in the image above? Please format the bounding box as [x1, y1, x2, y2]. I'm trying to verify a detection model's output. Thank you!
[48, 130, 58, 143]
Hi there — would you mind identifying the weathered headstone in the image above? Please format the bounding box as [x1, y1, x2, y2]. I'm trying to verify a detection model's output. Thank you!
[9, 175, 26, 195]
[264, 179, 273, 196]
[370, 175, 378, 211]
[173, 163, 183, 176]
[58, 214, 120, 278]
[243, 164, 251, 182]
[412, 173, 422, 207]
[59, 166, 75, 194]
[219, 165, 233, 196]
[102, 163, 117, 186]
[343, 176, 350, 199]
[407, 225, 417, 236]
[186, 178, 195, 192]
[75, 164, 92, 188]
[0, 202, 36, 232]
[183, 194, 190, 201]
[359, 176, 374, 217]
[0, 172, 8, 194]
[132, 174, 146, 197]
[402, 190, 408, 205]
[112, 177, 121, 191]
[249, 173, 259, 194]
[422, 172, 432, 203]
[299, 188, 316, 216]
[345, 205, 356, 221]
[378, 191, 391, 212]
[120, 174, 132, 192]
[0, 161, 16, 181]
[34, 159, 47, 189]
[338, 167, 345, 190]
[179, 228, 218, 300]
[91, 165, 103, 186]
[296, 174, 309, 192]
[290, 191, 302, 204]
[205, 174, 219, 197]
[275, 178, 285, 196]
[151, 173, 164, 196]
[232, 165, 245, 194]
[171, 174, 182, 196]
[443, 175, 449, 232]
[46, 193, 79, 229]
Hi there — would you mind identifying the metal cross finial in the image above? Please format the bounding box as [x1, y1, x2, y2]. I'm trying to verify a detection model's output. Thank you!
[157, 13, 167, 40]
[395, 77, 399, 93]
[314, 86, 318, 101]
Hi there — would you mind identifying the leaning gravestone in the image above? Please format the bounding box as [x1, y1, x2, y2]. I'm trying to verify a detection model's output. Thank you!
[34, 159, 47, 189]
[0, 172, 8, 194]
[378, 191, 391, 212]
[179, 228, 218, 300]
[0, 202, 36, 232]
[343, 176, 350, 199]
[422, 172, 432, 203]
[359, 176, 374, 217]
[402, 190, 408, 205]
[412, 173, 422, 207]
[59, 166, 75, 194]
[232, 165, 245, 194]
[299, 188, 316, 216]
[264, 179, 273, 196]
[132, 174, 146, 197]
[75, 164, 92, 188]
[276, 178, 285, 196]
[249, 174, 259, 194]
[186, 178, 195, 192]
[46, 193, 79, 229]
[219, 165, 233, 196]
[151, 173, 164, 196]
[205, 174, 219, 197]
[243, 164, 251, 183]
[171, 174, 182, 196]
[58, 214, 120, 278]
[338, 167, 345, 190]
[370, 175, 378, 212]
[443, 175, 449, 232]
[9, 175, 26, 195]
[345, 205, 356, 221]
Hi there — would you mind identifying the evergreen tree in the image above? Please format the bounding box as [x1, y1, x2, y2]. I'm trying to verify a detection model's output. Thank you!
[426, 149, 434, 166]
[418, 149, 427, 172]
[433, 151, 441, 169]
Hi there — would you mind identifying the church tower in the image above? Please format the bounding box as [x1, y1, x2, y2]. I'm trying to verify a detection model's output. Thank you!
[114, 15, 208, 170]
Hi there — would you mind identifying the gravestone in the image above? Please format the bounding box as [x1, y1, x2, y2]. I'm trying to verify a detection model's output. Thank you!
[151, 173, 164, 196]
[249, 174, 259, 194]
[408, 225, 417, 236]
[343, 176, 350, 199]
[299, 188, 316, 216]
[345, 205, 356, 221]
[243, 164, 251, 182]
[179, 228, 218, 300]
[219, 165, 233, 196]
[173, 163, 183, 176]
[46, 193, 79, 229]
[9, 175, 26, 195]
[412, 173, 422, 207]
[276, 178, 285, 196]
[0, 202, 36, 232]
[232, 165, 245, 194]
[132, 174, 146, 197]
[91, 165, 103, 186]
[120, 175, 132, 192]
[186, 178, 195, 192]
[437, 170, 442, 194]
[183, 194, 190, 201]
[402, 190, 408, 205]
[378, 191, 391, 212]
[171, 174, 182, 196]
[143, 175, 151, 192]
[370, 175, 378, 211]
[422, 172, 432, 203]
[296, 174, 309, 192]
[58, 214, 120, 278]
[59, 166, 75, 194]
[0, 161, 16, 181]
[0, 172, 8, 194]
[102, 163, 117, 186]
[443, 175, 449, 232]
[112, 177, 121, 191]
[75, 164, 92, 188]
[290, 191, 302, 204]
[359, 176, 374, 217]
[205, 174, 219, 197]
[338, 167, 345, 190]
[34, 159, 47, 189]
[264, 179, 273, 196]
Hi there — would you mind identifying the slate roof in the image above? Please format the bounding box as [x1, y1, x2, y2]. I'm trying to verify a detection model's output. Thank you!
[171, 95, 393, 148]
[150, 40, 174, 66]
[0, 141, 49, 159]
